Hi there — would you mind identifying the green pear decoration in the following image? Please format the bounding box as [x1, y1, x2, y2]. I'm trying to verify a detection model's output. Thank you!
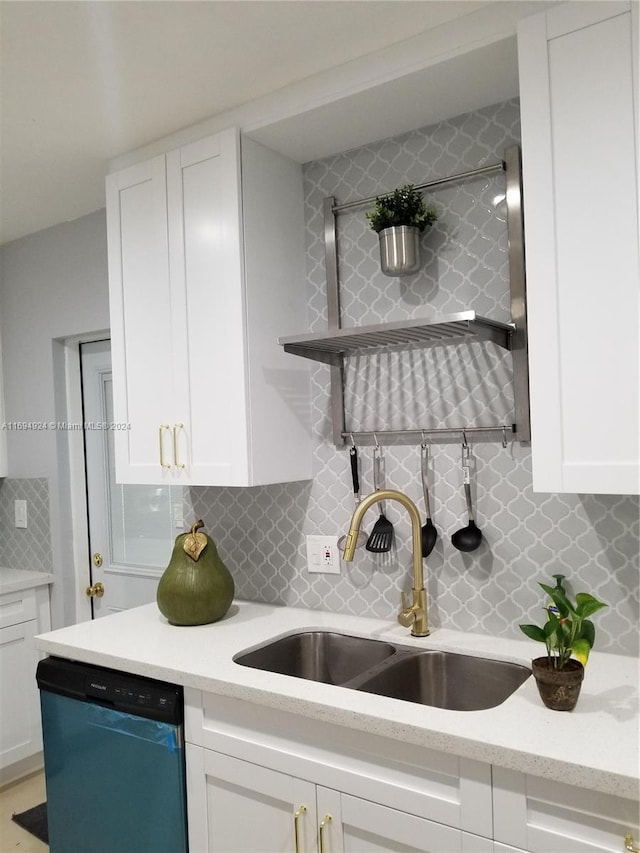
[157, 520, 234, 626]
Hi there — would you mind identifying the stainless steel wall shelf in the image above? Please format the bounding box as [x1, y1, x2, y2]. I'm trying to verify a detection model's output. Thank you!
[279, 146, 530, 448]
[280, 311, 515, 367]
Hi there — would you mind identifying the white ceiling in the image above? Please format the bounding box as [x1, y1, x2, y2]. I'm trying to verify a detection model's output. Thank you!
[1, 0, 520, 246]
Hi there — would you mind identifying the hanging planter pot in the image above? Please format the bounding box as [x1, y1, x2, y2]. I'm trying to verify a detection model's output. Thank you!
[366, 184, 438, 278]
[378, 225, 421, 276]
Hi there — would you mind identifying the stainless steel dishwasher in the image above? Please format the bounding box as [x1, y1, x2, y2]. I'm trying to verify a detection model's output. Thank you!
[36, 656, 188, 853]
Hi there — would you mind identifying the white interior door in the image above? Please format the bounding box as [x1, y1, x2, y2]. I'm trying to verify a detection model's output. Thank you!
[81, 340, 183, 617]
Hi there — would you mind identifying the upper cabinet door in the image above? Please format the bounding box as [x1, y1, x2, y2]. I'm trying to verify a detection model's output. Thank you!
[518, 2, 639, 494]
[0, 326, 7, 478]
[106, 129, 312, 487]
[106, 156, 175, 484]
[166, 131, 250, 485]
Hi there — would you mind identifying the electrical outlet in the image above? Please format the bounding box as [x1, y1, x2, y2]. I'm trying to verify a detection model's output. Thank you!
[14, 499, 27, 529]
[306, 535, 340, 574]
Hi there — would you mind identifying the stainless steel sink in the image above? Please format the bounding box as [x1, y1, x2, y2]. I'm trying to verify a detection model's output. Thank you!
[234, 631, 530, 710]
[234, 631, 396, 685]
[353, 650, 531, 711]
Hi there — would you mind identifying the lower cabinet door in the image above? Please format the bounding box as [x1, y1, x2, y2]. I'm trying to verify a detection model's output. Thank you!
[0, 620, 41, 769]
[193, 747, 317, 853]
[493, 767, 639, 853]
[317, 787, 463, 853]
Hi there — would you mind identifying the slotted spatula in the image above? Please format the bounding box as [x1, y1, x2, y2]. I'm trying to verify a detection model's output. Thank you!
[365, 444, 394, 553]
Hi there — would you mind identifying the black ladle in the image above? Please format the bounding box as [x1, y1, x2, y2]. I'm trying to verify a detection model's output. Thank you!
[451, 443, 483, 552]
[420, 443, 437, 558]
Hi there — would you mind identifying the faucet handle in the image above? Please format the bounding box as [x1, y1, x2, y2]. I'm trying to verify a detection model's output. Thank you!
[398, 592, 416, 628]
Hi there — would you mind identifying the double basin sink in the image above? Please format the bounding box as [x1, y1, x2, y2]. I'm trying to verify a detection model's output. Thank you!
[234, 631, 531, 712]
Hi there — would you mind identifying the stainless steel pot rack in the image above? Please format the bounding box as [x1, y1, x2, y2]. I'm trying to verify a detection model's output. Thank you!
[279, 146, 530, 447]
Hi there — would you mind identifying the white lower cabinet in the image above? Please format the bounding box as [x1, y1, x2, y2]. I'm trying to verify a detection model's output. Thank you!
[493, 767, 640, 853]
[185, 690, 639, 853]
[187, 746, 495, 853]
[0, 585, 51, 781]
[185, 690, 494, 853]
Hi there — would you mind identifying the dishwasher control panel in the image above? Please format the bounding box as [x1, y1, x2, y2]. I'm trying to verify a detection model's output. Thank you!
[37, 656, 183, 724]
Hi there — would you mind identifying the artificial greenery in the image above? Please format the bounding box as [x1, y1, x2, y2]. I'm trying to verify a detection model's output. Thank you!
[366, 184, 438, 233]
[519, 574, 607, 669]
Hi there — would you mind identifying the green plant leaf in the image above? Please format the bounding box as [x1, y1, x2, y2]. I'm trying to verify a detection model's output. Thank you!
[575, 593, 608, 619]
[571, 639, 591, 666]
[542, 616, 557, 639]
[579, 619, 596, 649]
[539, 582, 575, 616]
[519, 624, 546, 643]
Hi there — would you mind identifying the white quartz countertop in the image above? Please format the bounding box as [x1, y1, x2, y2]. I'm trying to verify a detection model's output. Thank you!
[35, 600, 639, 800]
[0, 566, 54, 594]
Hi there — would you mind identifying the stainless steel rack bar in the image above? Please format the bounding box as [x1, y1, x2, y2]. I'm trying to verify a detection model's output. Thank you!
[342, 425, 513, 447]
[279, 147, 530, 448]
[332, 161, 505, 214]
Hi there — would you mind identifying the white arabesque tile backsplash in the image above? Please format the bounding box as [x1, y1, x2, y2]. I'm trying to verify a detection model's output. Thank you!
[0, 478, 52, 573]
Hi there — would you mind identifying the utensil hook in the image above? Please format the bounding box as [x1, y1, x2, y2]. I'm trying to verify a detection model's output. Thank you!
[350, 432, 356, 448]
[461, 434, 471, 468]
[420, 433, 429, 463]
[502, 426, 508, 449]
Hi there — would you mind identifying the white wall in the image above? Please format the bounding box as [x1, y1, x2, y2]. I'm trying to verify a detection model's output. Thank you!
[0, 210, 110, 627]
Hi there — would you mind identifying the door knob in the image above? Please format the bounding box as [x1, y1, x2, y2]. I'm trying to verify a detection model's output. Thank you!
[92, 553, 103, 568]
[86, 582, 105, 598]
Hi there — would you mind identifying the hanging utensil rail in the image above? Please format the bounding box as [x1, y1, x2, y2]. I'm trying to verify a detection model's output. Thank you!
[342, 425, 511, 447]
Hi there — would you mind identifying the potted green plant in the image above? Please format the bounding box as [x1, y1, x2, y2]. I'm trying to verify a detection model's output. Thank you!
[366, 184, 438, 276]
[519, 574, 607, 711]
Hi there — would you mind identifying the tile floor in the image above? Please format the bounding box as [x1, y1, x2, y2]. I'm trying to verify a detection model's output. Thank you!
[0, 771, 48, 851]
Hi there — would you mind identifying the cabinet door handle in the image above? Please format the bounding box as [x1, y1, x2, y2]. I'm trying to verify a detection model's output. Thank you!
[293, 805, 306, 853]
[319, 814, 332, 853]
[173, 423, 185, 469]
[625, 836, 640, 853]
[159, 424, 171, 468]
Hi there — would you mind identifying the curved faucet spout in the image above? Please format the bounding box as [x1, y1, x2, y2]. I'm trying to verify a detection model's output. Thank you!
[342, 489, 429, 637]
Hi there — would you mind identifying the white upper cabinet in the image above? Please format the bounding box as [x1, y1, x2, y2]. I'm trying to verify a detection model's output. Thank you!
[106, 128, 312, 486]
[518, 2, 639, 494]
[0, 327, 7, 477]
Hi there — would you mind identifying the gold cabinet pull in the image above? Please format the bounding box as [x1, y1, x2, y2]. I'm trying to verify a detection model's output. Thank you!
[173, 423, 185, 469]
[625, 836, 640, 853]
[159, 424, 171, 468]
[319, 814, 332, 853]
[158, 424, 171, 468]
[293, 805, 306, 853]
[86, 582, 105, 598]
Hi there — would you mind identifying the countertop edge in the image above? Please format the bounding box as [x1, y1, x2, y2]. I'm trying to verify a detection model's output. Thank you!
[0, 568, 54, 594]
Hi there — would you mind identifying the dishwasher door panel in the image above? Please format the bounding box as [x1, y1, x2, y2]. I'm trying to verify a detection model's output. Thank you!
[41, 691, 188, 853]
